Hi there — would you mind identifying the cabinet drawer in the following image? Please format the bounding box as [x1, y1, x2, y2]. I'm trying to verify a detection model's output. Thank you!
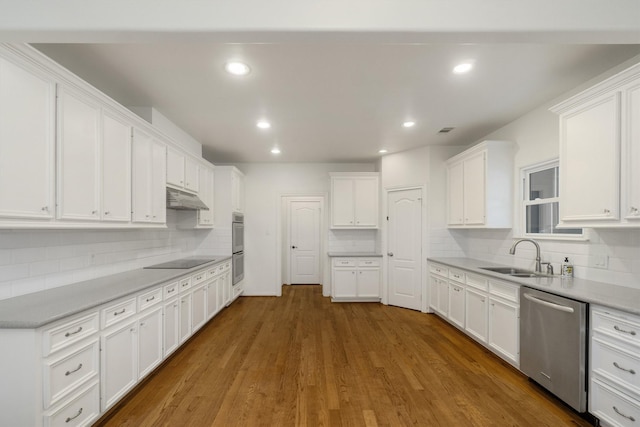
[223, 261, 231, 271]
[44, 339, 99, 409]
[593, 308, 640, 348]
[449, 268, 465, 283]
[179, 277, 192, 292]
[101, 297, 136, 329]
[429, 263, 448, 277]
[591, 378, 640, 427]
[206, 266, 219, 278]
[163, 281, 179, 299]
[489, 280, 519, 303]
[192, 270, 207, 285]
[358, 259, 380, 267]
[43, 312, 99, 357]
[466, 273, 489, 291]
[333, 259, 356, 267]
[44, 380, 100, 427]
[593, 337, 640, 397]
[138, 287, 162, 311]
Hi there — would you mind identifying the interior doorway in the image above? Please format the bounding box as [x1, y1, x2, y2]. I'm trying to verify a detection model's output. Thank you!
[282, 196, 324, 286]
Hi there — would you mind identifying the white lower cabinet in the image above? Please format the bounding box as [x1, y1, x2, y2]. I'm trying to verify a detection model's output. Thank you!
[179, 293, 192, 343]
[163, 296, 180, 357]
[590, 305, 640, 426]
[191, 283, 207, 333]
[43, 380, 100, 427]
[100, 320, 137, 411]
[428, 262, 520, 368]
[331, 257, 381, 302]
[138, 306, 163, 379]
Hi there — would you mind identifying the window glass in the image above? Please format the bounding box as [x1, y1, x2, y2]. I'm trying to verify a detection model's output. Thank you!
[529, 167, 557, 200]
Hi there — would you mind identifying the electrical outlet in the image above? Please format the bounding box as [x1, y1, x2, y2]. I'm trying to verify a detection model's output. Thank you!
[590, 254, 609, 269]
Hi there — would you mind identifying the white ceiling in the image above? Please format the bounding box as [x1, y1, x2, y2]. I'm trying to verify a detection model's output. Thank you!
[33, 42, 640, 163]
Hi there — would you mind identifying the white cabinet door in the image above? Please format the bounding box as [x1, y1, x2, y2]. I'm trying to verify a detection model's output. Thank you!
[448, 282, 465, 328]
[57, 86, 101, 221]
[623, 82, 640, 222]
[333, 269, 357, 298]
[354, 177, 378, 227]
[179, 293, 192, 343]
[132, 129, 153, 223]
[357, 268, 380, 298]
[463, 151, 486, 225]
[163, 298, 180, 357]
[185, 157, 200, 193]
[465, 288, 488, 343]
[138, 306, 163, 379]
[0, 56, 55, 219]
[437, 278, 449, 316]
[166, 146, 185, 188]
[151, 140, 167, 224]
[191, 284, 207, 333]
[206, 279, 218, 320]
[231, 169, 244, 213]
[101, 111, 131, 222]
[429, 275, 440, 312]
[223, 270, 232, 306]
[198, 166, 214, 226]
[447, 161, 464, 225]
[331, 177, 355, 227]
[488, 297, 519, 365]
[560, 92, 620, 222]
[101, 320, 137, 411]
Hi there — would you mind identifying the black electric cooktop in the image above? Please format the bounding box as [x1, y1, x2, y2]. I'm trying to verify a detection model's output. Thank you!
[144, 257, 218, 269]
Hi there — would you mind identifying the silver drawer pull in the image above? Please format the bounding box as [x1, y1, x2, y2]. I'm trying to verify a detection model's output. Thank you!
[64, 326, 83, 337]
[113, 308, 126, 316]
[613, 362, 636, 375]
[167, 288, 175, 293]
[65, 363, 83, 376]
[146, 296, 155, 302]
[613, 406, 635, 422]
[65, 407, 83, 423]
[614, 325, 637, 336]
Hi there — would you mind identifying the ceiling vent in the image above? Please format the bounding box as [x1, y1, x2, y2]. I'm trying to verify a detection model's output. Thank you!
[438, 127, 455, 134]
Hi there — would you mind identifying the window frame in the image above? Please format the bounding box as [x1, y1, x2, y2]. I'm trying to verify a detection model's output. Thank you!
[519, 158, 587, 241]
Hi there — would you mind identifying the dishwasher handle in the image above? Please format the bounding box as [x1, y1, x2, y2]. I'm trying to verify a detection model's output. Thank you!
[523, 293, 575, 313]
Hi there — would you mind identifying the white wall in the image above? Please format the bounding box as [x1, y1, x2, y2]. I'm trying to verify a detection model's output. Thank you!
[234, 162, 377, 296]
[0, 211, 211, 300]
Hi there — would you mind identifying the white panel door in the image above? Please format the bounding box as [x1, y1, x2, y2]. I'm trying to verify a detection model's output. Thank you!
[290, 200, 321, 284]
[57, 86, 101, 221]
[0, 57, 55, 219]
[387, 188, 422, 311]
[463, 151, 486, 225]
[101, 111, 131, 222]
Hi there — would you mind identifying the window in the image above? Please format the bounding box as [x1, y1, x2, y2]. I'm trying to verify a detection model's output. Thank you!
[521, 160, 582, 238]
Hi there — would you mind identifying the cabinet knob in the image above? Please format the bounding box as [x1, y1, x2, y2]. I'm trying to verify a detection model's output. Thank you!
[604, 208, 611, 214]
[146, 214, 150, 218]
[41, 206, 49, 212]
[91, 210, 97, 215]
[104, 211, 110, 215]
[631, 206, 639, 214]
[387, 252, 394, 257]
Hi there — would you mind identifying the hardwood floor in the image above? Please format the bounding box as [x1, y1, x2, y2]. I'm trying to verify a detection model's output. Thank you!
[97, 285, 591, 427]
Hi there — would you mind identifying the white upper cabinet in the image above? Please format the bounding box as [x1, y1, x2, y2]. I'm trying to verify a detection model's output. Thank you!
[101, 110, 132, 222]
[197, 164, 214, 227]
[56, 85, 102, 221]
[330, 172, 379, 229]
[551, 62, 640, 228]
[166, 146, 199, 193]
[446, 140, 513, 228]
[132, 128, 166, 225]
[0, 54, 56, 220]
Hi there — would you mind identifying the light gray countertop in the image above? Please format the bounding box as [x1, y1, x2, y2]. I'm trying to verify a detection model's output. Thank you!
[328, 252, 383, 257]
[428, 257, 640, 316]
[0, 256, 231, 329]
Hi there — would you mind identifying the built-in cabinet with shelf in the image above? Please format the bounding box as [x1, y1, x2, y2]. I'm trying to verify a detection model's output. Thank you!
[551, 62, 640, 228]
[446, 140, 513, 228]
[331, 257, 381, 302]
[330, 172, 379, 228]
[0, 259, 234, 426]
[428, 262, 520, 367]
[590, 305, 640, 427]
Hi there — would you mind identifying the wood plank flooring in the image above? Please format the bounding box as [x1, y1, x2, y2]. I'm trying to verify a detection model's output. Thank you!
[97, 285, 591, 427]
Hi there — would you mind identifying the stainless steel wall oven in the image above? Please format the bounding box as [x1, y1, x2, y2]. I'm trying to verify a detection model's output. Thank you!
[232, 212, 244, 285]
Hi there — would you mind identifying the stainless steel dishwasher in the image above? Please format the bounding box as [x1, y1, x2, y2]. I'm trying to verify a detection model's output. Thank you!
[520, 286, 588, 413]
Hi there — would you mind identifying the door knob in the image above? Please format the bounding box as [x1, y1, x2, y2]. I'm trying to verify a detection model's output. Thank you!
[291, 246, 297, 249]
[387, 252, 394, 257]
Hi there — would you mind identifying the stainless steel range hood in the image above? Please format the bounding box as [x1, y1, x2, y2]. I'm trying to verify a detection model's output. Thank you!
[166, 188, 209, 211]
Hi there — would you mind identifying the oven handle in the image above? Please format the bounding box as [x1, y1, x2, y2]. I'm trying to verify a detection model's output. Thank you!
[523, 293, 575, 313]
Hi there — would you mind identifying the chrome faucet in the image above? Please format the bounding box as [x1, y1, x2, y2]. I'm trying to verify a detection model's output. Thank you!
[509, 239, 542, 273]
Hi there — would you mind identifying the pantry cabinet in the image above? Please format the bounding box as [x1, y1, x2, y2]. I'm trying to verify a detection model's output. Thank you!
[446, 140, 513, 228]
[551, 62, 640, 228]
[0, 53, 56, 220]
[132, 128, 167, 224]
[330, 173, 379, 228]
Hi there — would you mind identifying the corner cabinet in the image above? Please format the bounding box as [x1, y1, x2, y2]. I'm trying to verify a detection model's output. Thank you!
[446, 140, 513, 229]
[330, 172, 379, 229]
[551, 61, 640, 228]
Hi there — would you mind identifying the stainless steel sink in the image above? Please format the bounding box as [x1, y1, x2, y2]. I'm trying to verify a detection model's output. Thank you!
[480, 267, 534, 275]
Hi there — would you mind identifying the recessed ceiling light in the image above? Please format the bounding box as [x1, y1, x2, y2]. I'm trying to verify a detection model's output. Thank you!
[225, 61, 251, 76]
[378, 149, 388, 154]
[453, 63, 473, 74]
[403, 121, 416, 128]
[256, 120, 271, 129]
[271, 147, 281, 154]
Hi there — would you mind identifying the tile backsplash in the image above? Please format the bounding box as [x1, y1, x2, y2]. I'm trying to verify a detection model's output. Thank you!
[0, 210, 212, 300]
[328, 229, 378, 253]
